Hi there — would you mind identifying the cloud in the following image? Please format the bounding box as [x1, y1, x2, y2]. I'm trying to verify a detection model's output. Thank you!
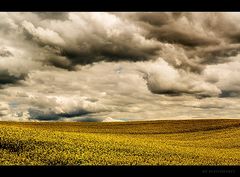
[137, 59, 221, 97]
[194, 44, 240, 64]
[158, 44, 204, 73]
[122, 12, 220, 47]
[0, 12, 240, 121]
[102, 117, 125, 122]
[0, 70, 25, 86]
[0, 47, 13, 57]
[121, 12, 240, 68]
[34, 12, 69, 21]
[1, 12, 239, 73]
[22, 20, 65, 46]
[53, 12, 161, 65]
[28, 107, 91, 121]
[203, 57, 240, 97]
[0, 59, 234, 121]
[0, 102, 10, 117]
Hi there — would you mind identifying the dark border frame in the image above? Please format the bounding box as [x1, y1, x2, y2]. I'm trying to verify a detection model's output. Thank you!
[0, 0, 240, 176]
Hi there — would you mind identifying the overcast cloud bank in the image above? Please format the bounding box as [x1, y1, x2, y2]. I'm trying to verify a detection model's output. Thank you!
[1, 12, 240, 121]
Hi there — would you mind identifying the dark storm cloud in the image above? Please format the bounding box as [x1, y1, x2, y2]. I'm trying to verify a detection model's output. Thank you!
[33, 13, 240, 74]
[61, 41, 160, 65]
[124, 12, 220, 47]
[0, 70, 26, 85]
[227, 32, 240, 44]
[15, 12, 240, 74]
[126, 12, 172, 27]
[44, 55, 73, 70]
[3, 12, 240, 72]
[194, 45, 240, 64]
[20, 13, 161, 68]
[121, 12, 240, 68]
[147, 26, 220, 47]
[28, 107, 91, 121]
[219, 91, 240, 98]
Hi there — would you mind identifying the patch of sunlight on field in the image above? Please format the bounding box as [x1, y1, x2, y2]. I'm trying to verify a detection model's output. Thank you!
[0, 119, 239, 165]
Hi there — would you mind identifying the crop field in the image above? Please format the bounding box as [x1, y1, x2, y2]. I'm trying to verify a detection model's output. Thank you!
[0, 119, 240, 165]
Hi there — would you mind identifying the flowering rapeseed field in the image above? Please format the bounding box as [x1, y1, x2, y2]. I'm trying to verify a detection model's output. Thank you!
[0, 119, 239, 165]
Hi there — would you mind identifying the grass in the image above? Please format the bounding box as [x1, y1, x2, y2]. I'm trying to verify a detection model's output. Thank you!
[0, 119, 239, 165]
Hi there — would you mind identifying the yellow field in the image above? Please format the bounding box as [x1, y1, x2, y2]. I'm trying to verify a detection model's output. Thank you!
[0, 119, 240, 165]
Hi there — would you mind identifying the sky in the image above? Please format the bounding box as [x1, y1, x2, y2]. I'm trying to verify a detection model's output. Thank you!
[1, 12, 240, 122]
